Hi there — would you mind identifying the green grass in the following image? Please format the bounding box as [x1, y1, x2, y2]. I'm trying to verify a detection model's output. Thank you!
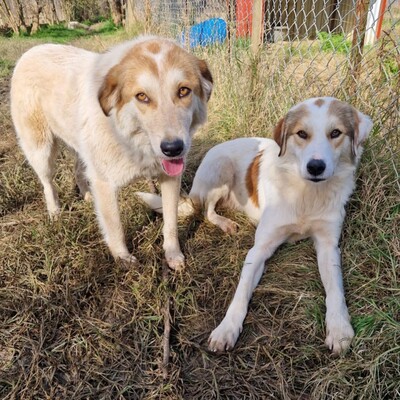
[0, 17, 399, 400]
[15, 20, 121, 43]
[0, 59, 13, 78]
[318, 31, 352, 54]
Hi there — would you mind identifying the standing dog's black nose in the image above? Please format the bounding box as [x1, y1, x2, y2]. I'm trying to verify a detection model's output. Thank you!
[160, 139, 184, 157]
[307, 159, 326, 176]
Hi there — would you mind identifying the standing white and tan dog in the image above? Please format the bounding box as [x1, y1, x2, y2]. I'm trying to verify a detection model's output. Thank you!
[10, 36, 213, 270]
[138, 97, 373, 353]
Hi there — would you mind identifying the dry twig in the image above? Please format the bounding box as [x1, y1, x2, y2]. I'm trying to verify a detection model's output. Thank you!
[161, 261, 172, 379]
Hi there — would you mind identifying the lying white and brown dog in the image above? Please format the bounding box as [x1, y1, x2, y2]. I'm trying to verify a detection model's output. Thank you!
[10, 36, 213, 269]
[138, 97, 373, 353]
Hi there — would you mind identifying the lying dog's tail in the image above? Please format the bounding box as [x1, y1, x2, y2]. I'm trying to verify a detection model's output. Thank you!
[136, 192, 197, 217]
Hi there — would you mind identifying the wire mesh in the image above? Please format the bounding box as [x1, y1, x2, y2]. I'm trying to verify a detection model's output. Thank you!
[131, 0, 398, 183]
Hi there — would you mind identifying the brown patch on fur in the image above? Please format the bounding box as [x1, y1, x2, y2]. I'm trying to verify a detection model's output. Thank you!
[98, 43, 160, 115]
[328, 99, 357, 159]
[98, 40, 212, 115]
[274, 105, 309, 156]
[198, 59, 213, 101]
[164, 47, 213, 102]
[198, 60, 213, 84]
[98, 67, 120, 116]
[146, 41, 161, 54]
[27, 108, 50, 146]
[273, 118, 286, 156]
[122, 46, 159, 77]
[246, 152, 262, 207]
[314, 98, 325, 107]
[165, 46, 204, 99]
[352, 108, 361, 155]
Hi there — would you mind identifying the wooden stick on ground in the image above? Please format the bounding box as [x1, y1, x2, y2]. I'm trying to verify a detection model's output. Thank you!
[161, 261, 172, 379]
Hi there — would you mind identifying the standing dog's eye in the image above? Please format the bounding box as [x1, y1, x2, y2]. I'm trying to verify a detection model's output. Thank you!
[296, 130, 308, 139]
[330, 129, 342, 139]
[178, 87, 191, 98]
[136, 93, 150, 103]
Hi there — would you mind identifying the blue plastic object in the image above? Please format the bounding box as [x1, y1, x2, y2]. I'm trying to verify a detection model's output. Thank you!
[181, 18, 227, 48]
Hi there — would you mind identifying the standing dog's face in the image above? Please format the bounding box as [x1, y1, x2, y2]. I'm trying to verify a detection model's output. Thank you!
[274, 97, 373, 182]
[98, 38, 213, 177]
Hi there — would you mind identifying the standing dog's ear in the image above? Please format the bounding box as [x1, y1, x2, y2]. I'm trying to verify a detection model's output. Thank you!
[273, 117, 287, 157]
[98, 65, 121, 116]
[198, 59, 213, 102]
[352, 109, 373, 157]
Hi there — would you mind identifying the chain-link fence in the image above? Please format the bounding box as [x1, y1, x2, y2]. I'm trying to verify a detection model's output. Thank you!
[129, 0, 399, 187]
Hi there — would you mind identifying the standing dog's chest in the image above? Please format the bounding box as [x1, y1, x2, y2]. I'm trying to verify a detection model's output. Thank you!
[85, 131, 162, 186]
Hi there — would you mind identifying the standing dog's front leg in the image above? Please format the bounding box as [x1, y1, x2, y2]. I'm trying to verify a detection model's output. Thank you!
[313, 226, 355, 354]
[208, 221, 286, 352]
[160, 175, 185, 270]
[91, 178, 137, 264]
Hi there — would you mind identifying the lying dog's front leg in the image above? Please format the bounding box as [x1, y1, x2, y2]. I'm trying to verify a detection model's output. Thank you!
[208, 223, 285, 352]
[91, 178, 137, 264]
[160, 175, 185, 270]
[313, 226, 354, 354]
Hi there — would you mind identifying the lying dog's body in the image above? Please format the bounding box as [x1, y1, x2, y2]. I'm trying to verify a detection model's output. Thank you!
[139, 97, 373, 353]
[11, 36, 213, 269]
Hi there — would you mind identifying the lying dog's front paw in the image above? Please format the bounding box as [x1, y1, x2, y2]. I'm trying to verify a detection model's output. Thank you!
[165, 249, 185, 271]
[208, 319, 242, 352]
[221, 220, 238, 235]
[325, 315, 355, 355]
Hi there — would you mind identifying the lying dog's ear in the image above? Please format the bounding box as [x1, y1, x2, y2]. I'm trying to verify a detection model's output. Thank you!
[352, 109, 373, 157]
[198, 59, 213, 102]
[273, 117, 287, 157]
[98, 65, 121, 116]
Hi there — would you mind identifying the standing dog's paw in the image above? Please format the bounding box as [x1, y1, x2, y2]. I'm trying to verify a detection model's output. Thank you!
[83, 191, 93, 202]
[48, 207, 61, 221]
[208, 319, 242, 352]
[165, 249, 185, 271]
[325, 315, 355, 354]
[117, 253, 139, 267]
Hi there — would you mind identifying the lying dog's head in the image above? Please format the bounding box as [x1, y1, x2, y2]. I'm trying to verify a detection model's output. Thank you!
[274, 97, 373, 182]
[98, 37, 213, 177]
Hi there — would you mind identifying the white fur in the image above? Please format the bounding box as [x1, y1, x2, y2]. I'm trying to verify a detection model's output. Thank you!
[139, 97, 373, 353]
[10, 36, 213, 270]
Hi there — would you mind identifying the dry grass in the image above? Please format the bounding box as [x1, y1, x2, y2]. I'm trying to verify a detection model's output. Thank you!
[0, 21, 399, 400]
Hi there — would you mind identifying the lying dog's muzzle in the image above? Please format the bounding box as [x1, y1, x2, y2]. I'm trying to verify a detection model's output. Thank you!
[307, 159, 326, 177]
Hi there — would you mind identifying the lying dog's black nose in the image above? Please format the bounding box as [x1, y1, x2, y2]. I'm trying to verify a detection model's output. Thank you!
[307, 159, 326, 176]
[160, 139, 184, 157]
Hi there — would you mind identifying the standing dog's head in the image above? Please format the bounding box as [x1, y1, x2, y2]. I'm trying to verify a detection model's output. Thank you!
[98, 37, 213, 177]
[273, 97, 373, 182]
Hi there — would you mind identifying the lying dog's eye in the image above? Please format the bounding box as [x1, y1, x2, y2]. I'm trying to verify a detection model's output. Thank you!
[296, 130, 308, 139]
[136, 93, 150, 103]
[178, 87, 191, 98]
[330, 129, 342, 139]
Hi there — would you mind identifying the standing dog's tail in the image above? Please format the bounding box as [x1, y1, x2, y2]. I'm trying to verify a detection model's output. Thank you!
[136, 192, 198, 217]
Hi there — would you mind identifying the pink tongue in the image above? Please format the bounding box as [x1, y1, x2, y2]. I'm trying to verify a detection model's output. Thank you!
[161, 158, 184, 177]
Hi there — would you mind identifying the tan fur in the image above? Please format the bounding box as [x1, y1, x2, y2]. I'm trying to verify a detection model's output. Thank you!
[146, 41, 161, 54]
[274, 104, 309, 156]
[327, 99, 358, 157]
